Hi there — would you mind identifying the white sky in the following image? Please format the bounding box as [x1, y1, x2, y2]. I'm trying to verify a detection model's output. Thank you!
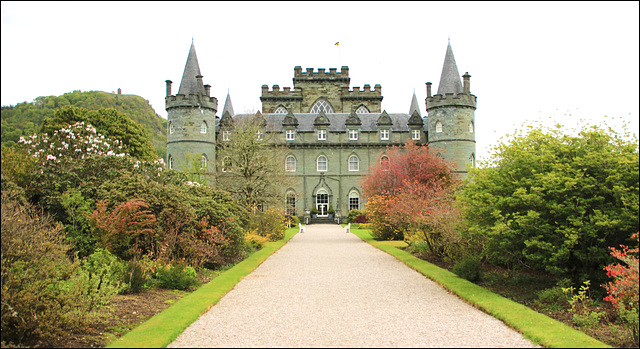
[2, 1, 638, 162]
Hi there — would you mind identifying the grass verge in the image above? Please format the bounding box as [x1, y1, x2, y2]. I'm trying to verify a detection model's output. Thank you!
[106, 227, 299, 348]
[349, 227, 611, 348]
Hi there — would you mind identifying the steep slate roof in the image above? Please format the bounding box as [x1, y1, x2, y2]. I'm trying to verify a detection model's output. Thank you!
[409, 92, 421, 116]
[227, 113, 426, 132]
[177, 42, 205, 96]
[436, 43, 463, 95]
[222, 91, 235, 116]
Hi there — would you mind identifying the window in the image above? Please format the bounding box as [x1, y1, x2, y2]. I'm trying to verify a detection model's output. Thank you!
[349, 191, 360, 211]
[317, 155, 327, 172]
[222, 130, 231, 141]
[256, 130, 263, 140]
[470, 153, 476, 167]
[469, 121, 474, 133]
[348, 155, 359, 171]
[310, 99, 333, 113]
[200, 121, 208, 134]
[436, 121, 443, 133]
[317, 129, 327, 140]
[286, 191, 296, 216]
[201, 154, 207, 169]
[169, 122, 174, 135]
[349, 129, 358, 140]
[380, 129, 389, 140]
[168, 155, 174, 170]
[380, 155, 390, 171]
[222, 157, 232, 172]
[285, 155, 296, 172]
[411, 129, 421, 140]
[286, 129, 295, 141]
[274, 106, 288, 114]
[355, 105, 369, 114]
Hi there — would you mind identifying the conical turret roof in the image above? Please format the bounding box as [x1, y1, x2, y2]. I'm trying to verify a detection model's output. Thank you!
[178, 42, 205, 96]
[436, 42, 463, 95]
[409, 91, 421, 117]
[222, 91, 235, 116]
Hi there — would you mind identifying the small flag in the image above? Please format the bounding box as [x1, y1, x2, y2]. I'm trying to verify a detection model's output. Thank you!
[335, 42, 340, 46]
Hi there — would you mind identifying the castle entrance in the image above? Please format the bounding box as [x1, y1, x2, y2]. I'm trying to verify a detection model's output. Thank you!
[316, 189, 328, 217]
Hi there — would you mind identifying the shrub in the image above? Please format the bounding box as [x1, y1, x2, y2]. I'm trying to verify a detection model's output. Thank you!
[346, 209, 363, 223]
[155, 262, 198, 290]
[247, 208, 286, 241]
[245, 232, 270, 250]
[353, 214, 368, 224]
[73, 249, 128, 308]
[452, 256, 482, 282]
[123, 260, 149, 293]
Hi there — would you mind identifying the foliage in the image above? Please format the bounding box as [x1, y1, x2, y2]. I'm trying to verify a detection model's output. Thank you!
[215, 113, 292, 211]
[361, 140, 460, 242]
[1, 190, 105, 344]
[353, 214, 368, 224]
[40, 106, 156, 161]
[458, 122, 639, 285]
[72, 249, 129, 308]
[602, 232, 639, 342]
[0, 144, 37, 189]
[346, 209, 363, 223]
[1, 90, 167, 158]
[154, 262, 198, 290]
[245, 233, 270, 250]
[246, 208, 286, 241]
[60, 188, 95, 258]
[452, 255, 482, 282]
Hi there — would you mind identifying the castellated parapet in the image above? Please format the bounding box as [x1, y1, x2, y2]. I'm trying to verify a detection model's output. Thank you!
[426, 92, 476, 110]
[293, 66, 350, 82]
[165, 93, 218, 111]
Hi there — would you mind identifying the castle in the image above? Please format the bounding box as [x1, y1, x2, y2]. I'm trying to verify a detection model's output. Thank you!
[165, 42, 477, 224]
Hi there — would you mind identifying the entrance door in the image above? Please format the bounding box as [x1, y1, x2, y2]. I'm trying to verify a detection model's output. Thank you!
[316, 189, 328, 217]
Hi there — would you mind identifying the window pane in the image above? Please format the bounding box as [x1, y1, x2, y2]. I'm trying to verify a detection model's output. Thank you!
[285, 155, 296, 172]
[349, 155, 359, 171]
[317, 155, 327, 171]
[349, 129, 358, 140]
[286, 129, 295, 140]
[310, 99, 333, 113]
[355, 105, 369, 114]
[275, 106, 288, 114]
[200, 121, 208, 134]
[318, 130, 326, 140]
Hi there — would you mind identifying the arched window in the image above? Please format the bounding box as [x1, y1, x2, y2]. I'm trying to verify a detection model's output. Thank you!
[200, 121, 208, 134]
[201, 154, 207, 169]
[349, 191, 360, 211]
[285, 155, 296, 172]
[348, 155, 359, 171]
[310, 99, 333, 113]
[380, 155, 390, 171]
[469, 121, 474, 133]
[286, 191, 296, 216]
[222, 156, 232, 172]
[168, 155, 174, 170]
[274, 106, 288, 114]
[169, 121, 174, 135]
[355, 105, 369, 114]
[435, 121, 443, 133]
[317, 155, 328, 172]
[470, 153, 476, 167]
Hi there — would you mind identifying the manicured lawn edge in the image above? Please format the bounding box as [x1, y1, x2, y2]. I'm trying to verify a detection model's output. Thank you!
[350, 228, 610, 348]
[106, 227, 299, 348]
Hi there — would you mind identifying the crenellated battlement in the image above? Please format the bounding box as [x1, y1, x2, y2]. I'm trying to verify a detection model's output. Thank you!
[426, 92, 476, 110]
[294, 66, 349, 79]
[165, 93, 218, 110]
[341, 84, 383, 101]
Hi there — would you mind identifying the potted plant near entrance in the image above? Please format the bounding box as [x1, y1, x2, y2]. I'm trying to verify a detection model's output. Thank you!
[311, 207, 318, 218]
[328, 205, 335, 219]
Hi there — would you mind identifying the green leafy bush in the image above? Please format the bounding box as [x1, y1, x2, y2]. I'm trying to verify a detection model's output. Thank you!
[246, 208, 286, 241]
[155, 262, 198, 290]
[346, 209, 363, 223]
[452, 256, 482, 282]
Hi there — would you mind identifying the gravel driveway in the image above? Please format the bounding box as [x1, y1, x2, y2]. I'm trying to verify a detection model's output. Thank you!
[169, 224, 539, 348]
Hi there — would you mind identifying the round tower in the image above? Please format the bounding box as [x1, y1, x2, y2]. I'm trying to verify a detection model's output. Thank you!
[426, 43, 477, 177]
[166, 42, 218, 180]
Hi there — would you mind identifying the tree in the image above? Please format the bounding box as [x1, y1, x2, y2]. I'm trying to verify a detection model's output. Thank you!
[361, 140, 461, 244]
[215, 113, 292, 211]
[457, 122, 639, 285]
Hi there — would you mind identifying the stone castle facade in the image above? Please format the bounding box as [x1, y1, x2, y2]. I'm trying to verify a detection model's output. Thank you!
[166, 42, 477, 223]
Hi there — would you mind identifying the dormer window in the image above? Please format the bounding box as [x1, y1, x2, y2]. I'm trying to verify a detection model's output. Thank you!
[411, 129, 421, 140]
[380, 129, 389, 140]
[310, 99, 333, 113]
[317, 129, 327, 141]
[349, 129, 358, 140]
[200, 121, 208, 134]
[286, 129, 295, 141]
[256, 130, 263, 140]
[222, 130, 231, 141]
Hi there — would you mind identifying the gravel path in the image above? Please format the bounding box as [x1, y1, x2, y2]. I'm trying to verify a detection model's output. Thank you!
[169, 224, 539, 348]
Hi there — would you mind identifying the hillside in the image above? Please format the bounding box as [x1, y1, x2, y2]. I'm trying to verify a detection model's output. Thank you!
[1, 90, 167, 159]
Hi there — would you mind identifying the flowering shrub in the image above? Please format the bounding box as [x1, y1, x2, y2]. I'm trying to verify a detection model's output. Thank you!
[246, 208, 286, 241]
[602, 233, 639, 342]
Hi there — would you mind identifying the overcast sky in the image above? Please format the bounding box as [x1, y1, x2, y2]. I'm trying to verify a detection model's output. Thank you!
[2, 1, 638, 162]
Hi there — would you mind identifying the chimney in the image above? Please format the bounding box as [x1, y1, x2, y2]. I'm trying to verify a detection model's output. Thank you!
[166, 80, 172, 97]
[204, 84, 211, 97]
[462, 72, 471, 94]
[426, 82, 432, 98]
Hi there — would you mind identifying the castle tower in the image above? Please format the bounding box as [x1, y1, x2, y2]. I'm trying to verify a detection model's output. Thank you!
[165, 42, 218, 179]
[426, 42, 477, 176]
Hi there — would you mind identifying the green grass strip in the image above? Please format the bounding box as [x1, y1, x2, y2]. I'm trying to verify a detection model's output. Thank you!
[107, 227, 299, 348]
[350, 228, 610, 348]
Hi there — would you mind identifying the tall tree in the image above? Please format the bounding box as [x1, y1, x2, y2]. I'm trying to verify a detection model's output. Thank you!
[214, 113, 292, 211]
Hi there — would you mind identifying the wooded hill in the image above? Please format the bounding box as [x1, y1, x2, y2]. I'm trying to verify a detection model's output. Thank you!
[1, 90, 167, 159]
